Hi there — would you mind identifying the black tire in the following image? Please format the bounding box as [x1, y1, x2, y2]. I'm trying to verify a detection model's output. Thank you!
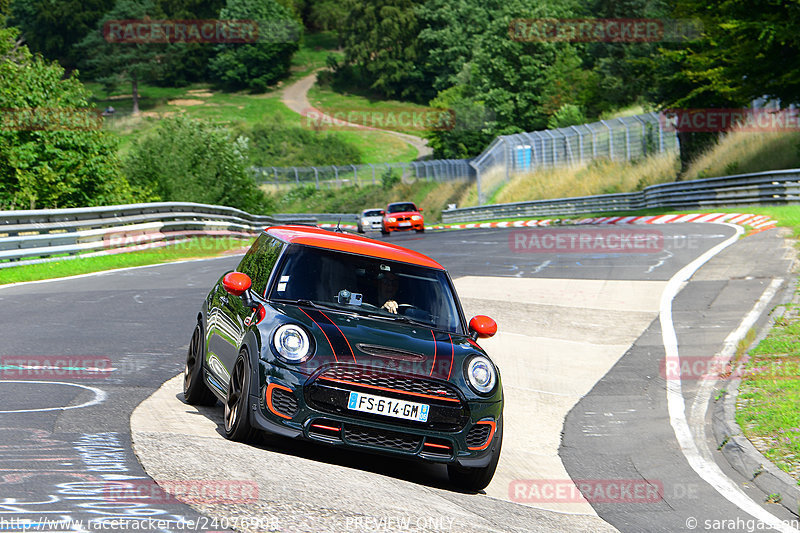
[357, 224, 364, 234]
[183, 323, 217, 406]
[415, 228, 425, 233]
[223, 352, 256, 441]
[447, 417, 503, 492]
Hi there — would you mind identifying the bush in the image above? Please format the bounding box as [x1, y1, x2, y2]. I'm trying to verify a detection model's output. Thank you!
[124, 116, 273, 213]
[237, 115, 362, 167]
[209, 0, 302, 91]
[0, 27, 135, 209]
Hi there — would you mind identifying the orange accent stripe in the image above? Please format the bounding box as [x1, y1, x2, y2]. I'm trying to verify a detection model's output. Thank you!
[423, 442, 451, 450]
[299, 308, 338, 363]
[265, 383, 295, 420]
[319, 310, 357, 363]
[429, 330, 437, 377]
[318, 376, 461, 403]
[467, 419, 497, 451]
[446, 333, 454, 380]
[310, 423, 341, 432]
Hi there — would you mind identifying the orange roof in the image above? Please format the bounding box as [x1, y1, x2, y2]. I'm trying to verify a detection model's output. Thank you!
[266, 225, 443, 269]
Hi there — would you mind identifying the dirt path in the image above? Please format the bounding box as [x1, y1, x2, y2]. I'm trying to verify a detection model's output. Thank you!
[281, 71, 433, 160]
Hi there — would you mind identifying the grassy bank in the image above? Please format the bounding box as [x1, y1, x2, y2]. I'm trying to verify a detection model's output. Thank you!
[0, 237, 253, 285]
[736, 300, 800, 480]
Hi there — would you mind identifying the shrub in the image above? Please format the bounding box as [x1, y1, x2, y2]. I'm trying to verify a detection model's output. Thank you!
[124, 116, 273, 213]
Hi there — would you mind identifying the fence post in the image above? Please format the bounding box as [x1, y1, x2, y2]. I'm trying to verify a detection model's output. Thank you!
[294, 167, 299, 185]
[351, 164, 358, 186]
[633, 115, 647, 157]
[571, 126, 584, 162]
[543, 130, 557, 167]
[600, 120, 613, 160]
[334, 166, 339, 187]
[313, 167, 319, 189]
[272, 167, 277, 184]
[369, 163, 376, 185]
[622, 119, 631, 160]
[470, 160, 483, 206]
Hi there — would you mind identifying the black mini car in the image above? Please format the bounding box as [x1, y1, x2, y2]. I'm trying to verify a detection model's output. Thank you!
[184, 225, 503, 491]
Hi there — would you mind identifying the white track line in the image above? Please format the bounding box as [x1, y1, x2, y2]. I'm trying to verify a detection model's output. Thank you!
[662, 223, 797, 532]
[688, 278, 784, 461]
[0, 381, 106, 413]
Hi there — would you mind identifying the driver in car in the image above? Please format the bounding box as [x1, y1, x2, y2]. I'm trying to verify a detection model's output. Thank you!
[378, 272, 401, 314]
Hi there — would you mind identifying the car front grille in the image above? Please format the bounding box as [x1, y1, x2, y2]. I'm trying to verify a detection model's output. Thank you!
[270, 386, 299, 418]
[342, 423, 421, 452]
[466, 423, 492, 448]
[317, 366, 461, 402]
[306, 365, 469, 431]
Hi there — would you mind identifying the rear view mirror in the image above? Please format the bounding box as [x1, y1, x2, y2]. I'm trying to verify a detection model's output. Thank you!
[222, 272, 252, 296]
[469, 315, 497, 340]
[380, 210, 386, 216]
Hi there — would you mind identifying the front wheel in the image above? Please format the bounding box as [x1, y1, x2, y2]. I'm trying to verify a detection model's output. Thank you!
[223, 352, 255, 442]
[183, 323, 217, 406]
[381, 226, 390, 236]
[415, 228, 425, 233]
[447, 418, 503, 492]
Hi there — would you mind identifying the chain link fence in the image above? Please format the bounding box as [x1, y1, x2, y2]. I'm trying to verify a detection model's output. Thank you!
[255, 112, 678, 205]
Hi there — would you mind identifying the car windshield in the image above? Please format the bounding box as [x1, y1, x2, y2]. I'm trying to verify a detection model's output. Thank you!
[268, 245, 463, 334]
[387, 203, 417, 214]
[363, 210, 383, 217]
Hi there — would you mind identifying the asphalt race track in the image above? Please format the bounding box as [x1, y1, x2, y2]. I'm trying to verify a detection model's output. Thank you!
[0, 223, 796, 533]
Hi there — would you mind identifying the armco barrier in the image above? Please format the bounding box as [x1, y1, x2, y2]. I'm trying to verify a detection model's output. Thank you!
[0, 202, 315, 268]
[442, 169, 800, 223]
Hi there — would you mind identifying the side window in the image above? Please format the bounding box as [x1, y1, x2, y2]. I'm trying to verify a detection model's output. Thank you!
[237, 234, 283, 296]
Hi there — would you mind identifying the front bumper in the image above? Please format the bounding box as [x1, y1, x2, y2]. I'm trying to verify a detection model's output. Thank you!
[384, 221, 424, 232]
[250, 367, 502, 467]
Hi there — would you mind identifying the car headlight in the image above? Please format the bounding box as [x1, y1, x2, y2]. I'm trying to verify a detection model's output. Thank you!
[388, 217, 397, 222]
[465, 355, 497, 394]
[273, 324, 312, 362]
[411, 215, 422, 221]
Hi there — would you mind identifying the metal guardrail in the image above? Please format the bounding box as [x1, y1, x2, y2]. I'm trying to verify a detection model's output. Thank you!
[0, 202, 316, 267]
[441, 169, 800, 223]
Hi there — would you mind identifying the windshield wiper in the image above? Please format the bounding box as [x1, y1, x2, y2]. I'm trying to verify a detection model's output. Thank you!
[272, 298, 325, 309]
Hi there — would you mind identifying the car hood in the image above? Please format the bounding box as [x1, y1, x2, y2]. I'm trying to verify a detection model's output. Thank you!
[273, 304, 478, 380]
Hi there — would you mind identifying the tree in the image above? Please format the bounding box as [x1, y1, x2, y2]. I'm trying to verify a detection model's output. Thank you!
[124, 116, 272, 213]
[209, 0, 301, 92]
[0, 27, 134, 209]
[425, 0, 588, 158]
[76, 0, 168, 114]
[338, 0, 425, 101]
[415, 0, 500, 97]
[9, 0, 115, 70]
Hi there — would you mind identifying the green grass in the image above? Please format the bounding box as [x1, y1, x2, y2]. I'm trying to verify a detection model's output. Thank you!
[0, 237, 253, 285]
[307, 83, 439, 137]
[736, 307, 800, 477]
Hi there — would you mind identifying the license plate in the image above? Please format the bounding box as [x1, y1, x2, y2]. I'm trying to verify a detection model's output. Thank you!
[398, 222, 411, 227]
[348, 391, 429, 422]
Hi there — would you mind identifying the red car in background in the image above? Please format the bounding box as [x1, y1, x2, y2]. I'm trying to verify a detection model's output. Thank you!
[381, 202, 425, 235]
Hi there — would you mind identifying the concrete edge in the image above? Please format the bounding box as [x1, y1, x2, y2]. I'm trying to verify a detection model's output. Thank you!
[711, 273, 800, 517]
